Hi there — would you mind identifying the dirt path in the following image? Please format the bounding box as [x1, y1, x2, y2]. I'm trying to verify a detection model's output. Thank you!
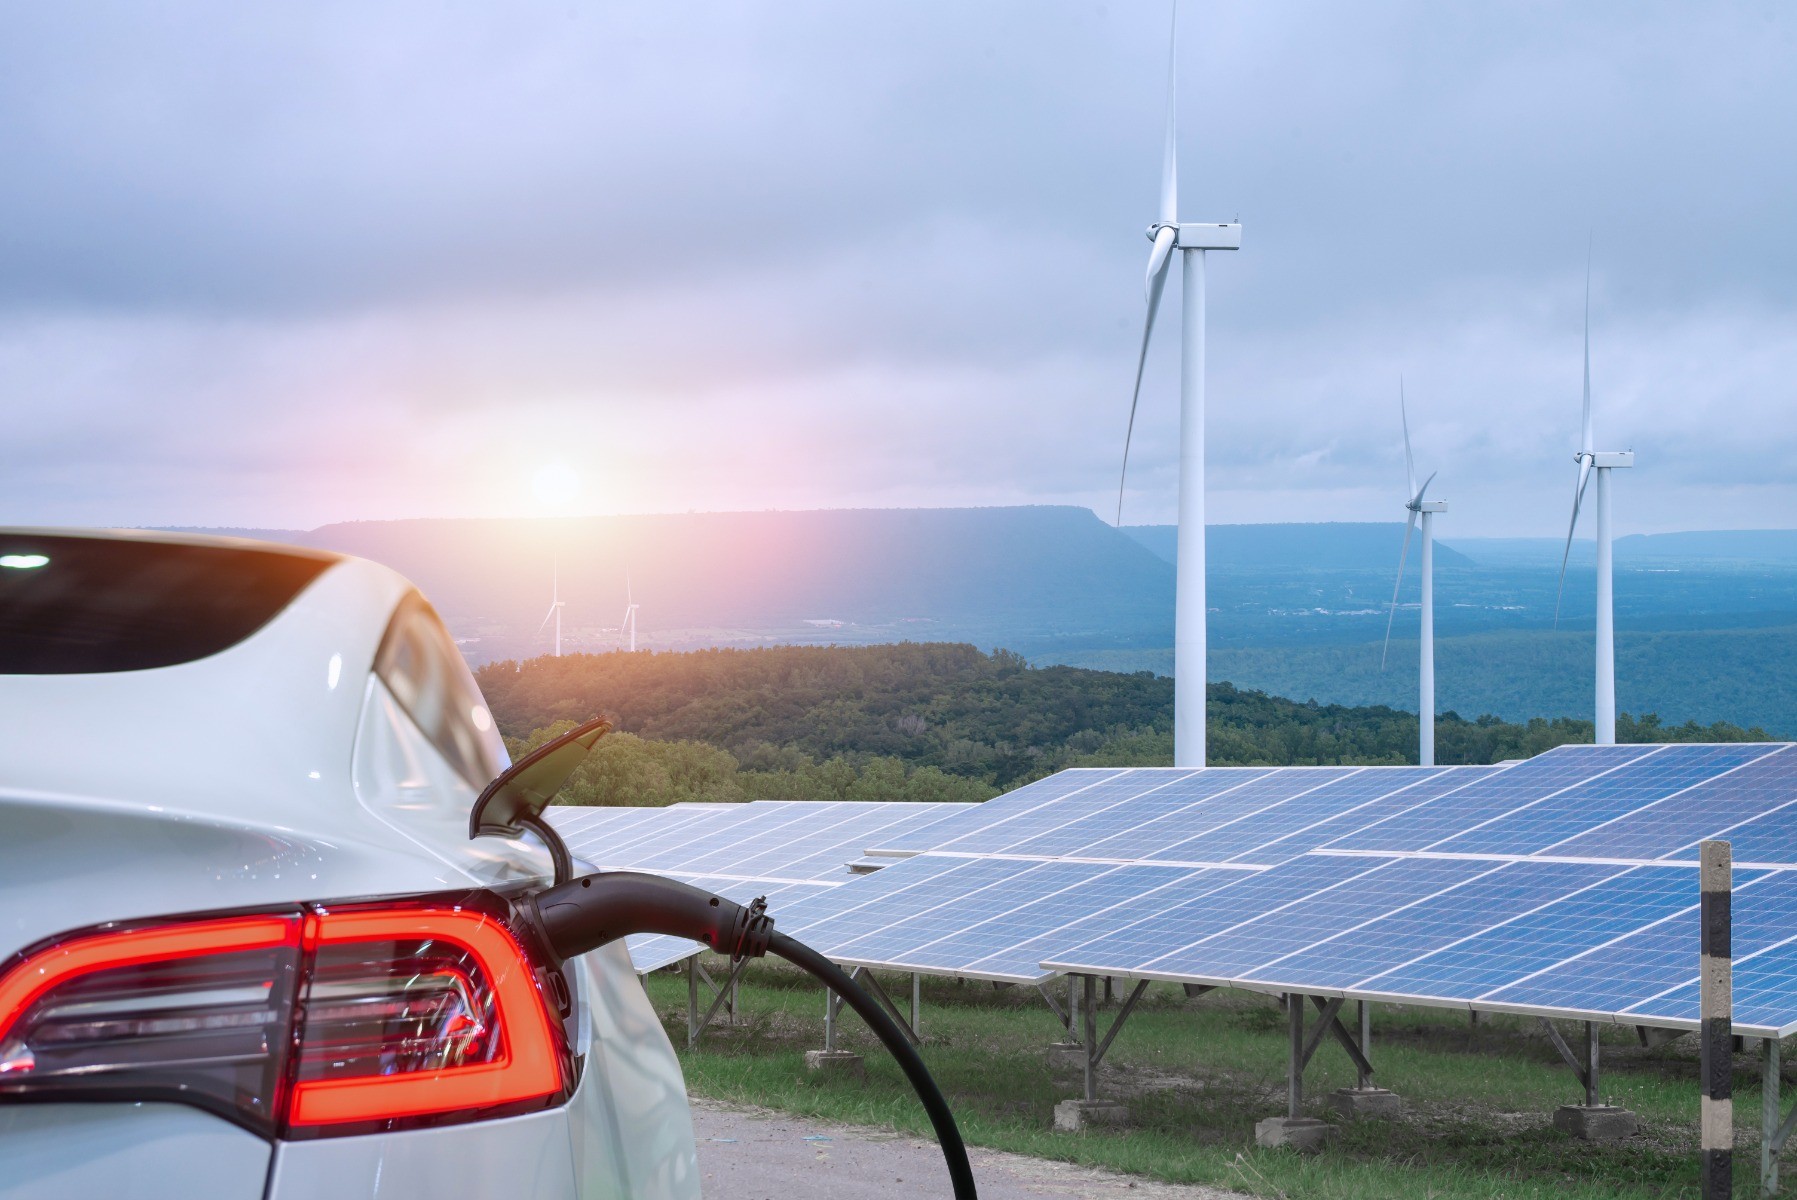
[691, 1098, 1247, 1199]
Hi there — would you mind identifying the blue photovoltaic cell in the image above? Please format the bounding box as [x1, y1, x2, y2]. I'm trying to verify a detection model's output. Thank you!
[930, 771, 1192, 855]
[1144, 856, 1495, 980]
[827, 860, 1115, 969]
[964, 866, 1239, 980]
[1546, 746, 1797, 863]
[1320, 744, 1662, 853]
[1235, 766, 1499, 865]
[994, 769, 1274, 858]
[1427, 743, 1778, 857]
[1638, 931, 1797, 1032]
[1167, 768, 1441, 864]
[1045, 854, 1390, 975]
[1493, 867, 1788, 1014]
[863, 768, 1129, 856]
[1072, 769, 1346, 862]
[777, 856, 1036, 949]
[1149, 768, 1370, 862]
[1240, 859, 1624, 992]
[1357, 865, 1702, 1000]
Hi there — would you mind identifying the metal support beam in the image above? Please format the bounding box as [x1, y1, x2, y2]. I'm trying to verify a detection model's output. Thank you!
[685, 954, 749, 1049]
[1082, 975, 1099, 1103]
[855, 968, 920, 1046]
[687, 955, 700, 1049]
[1093, 980, 1151, 1066]
[1298, 996, 1345, 1074]
[823, 977, 843, 1052]
[1357, 1001, 1373, 1089]
[1539, 1018, 1592, 1095]
[1306, 994, 1373, 1079]
[1762, 1036, 1797, 1196]
[1288, 992, 1305, 1119]
[1036, 981, 1071, 1031]
[912, 974, 922, 1038]
[1585, 1020, 1601, 1107]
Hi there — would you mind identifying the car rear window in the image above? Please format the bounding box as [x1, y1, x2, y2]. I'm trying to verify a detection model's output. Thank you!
[0, 533, 335, 674]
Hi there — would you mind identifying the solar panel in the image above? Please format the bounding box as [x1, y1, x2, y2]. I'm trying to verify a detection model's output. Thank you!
[1423, 743, 1782, 857]
[1319, 744, 1659, 853]
[862, 768, 1130, 857]
[1547, 745, 1797, 862]
[558, 744, 1797, 1032]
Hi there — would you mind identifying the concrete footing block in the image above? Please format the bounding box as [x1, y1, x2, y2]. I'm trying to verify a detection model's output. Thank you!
[803, 1049, 865, 1080]
[1255, 1116, 1335, 1151]
[1054, 1099, 1130, 1131]
[1045, 1041, 1085, 1078]
[1327, 1087, 1402, 1119]
[1553, 1104, 1638, 1141]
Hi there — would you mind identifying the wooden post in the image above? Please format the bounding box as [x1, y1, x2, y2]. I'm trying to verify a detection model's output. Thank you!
[1701, 840, 1733, 1199]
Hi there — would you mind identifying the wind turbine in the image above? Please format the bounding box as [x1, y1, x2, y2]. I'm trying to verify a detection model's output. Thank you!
[620, 574, 639, 653]
[1115, 0, 1241, 769]
[1380, 383, 1446, 766]
[1554, 261, 1634, 745]
[537, 560, 566, 657]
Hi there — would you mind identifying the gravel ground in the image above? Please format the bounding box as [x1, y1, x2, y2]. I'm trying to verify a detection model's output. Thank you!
[692, 1098, 1247, 1199]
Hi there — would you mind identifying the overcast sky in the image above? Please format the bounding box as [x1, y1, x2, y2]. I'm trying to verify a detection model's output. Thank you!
[2, 1, 1793, 535]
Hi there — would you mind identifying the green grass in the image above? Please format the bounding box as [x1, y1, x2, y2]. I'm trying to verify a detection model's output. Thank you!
[645, 960, 1789, 1199]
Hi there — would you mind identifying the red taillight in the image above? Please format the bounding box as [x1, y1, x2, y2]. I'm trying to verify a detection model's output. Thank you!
[288, 906, 566, 1128]
[0, 894, 573, 1137]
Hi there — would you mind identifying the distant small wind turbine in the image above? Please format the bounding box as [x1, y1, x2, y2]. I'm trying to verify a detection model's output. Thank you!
[1554, 256, 1634, 745]
[1380, 382, 1446, 766]
[620, 574, 639, 652]
[537, 561, 566, 657]
[1114, 0, 1241, 769]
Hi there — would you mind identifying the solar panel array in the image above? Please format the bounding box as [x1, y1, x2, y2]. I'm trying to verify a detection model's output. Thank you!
[773, 743, 1797, 1034]
[546, 800, 975, 971]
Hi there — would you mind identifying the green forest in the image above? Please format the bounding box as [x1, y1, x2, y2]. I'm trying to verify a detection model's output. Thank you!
[475, 643, 1771, 807]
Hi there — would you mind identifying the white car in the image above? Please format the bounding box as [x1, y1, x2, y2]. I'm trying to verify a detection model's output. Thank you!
[0, 529, 702, 1200]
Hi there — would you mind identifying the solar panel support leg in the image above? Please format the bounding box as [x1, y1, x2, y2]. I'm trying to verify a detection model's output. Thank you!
[1255, 994, 1336, 1150]
[1763, 1035, 1792, 1196]
[687, 955, 700, 1049]
[1585, 1021, 1601, 1107]
[1083, 974, 1099, 1103]
[1288, 992, 1305, 1119]
[1540, 1018, 1591, 1094]
[912, 973, 921, 1037]
[1358, 1001, 1373, 1090]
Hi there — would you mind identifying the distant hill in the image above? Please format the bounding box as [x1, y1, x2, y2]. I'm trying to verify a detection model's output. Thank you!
[193, 507, 1175, 663]
[1123, 522, 1476, 571]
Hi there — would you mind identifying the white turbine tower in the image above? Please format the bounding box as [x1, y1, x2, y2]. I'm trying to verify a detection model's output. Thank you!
[1555, 262, 1634, 745]
[620, 574, 639, 653]
[537, 561, 566, 658]
[1381, 383, 1446, 766]
[1116, 0, 1241, 769]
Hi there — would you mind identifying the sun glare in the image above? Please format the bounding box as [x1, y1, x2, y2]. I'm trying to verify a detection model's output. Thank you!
[531, 461, 581, 511]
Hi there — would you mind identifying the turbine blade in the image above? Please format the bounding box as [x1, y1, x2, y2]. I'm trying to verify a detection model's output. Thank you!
[1160, 0, 1179, 225]
[1116, 244, 1174, 525]
[1400, 379, 1417, 501]
[1412, 470, 1437, 508]
[536, 602, 558, 636]
[1553, 459, 1593, 627]
[1381, 511, 1418, 670]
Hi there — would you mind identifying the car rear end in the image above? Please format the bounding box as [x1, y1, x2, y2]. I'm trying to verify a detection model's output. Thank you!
[0, 530, 700, 1200]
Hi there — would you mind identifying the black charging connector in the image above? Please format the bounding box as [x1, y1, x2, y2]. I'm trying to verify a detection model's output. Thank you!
[527, 871, 978, 1200]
